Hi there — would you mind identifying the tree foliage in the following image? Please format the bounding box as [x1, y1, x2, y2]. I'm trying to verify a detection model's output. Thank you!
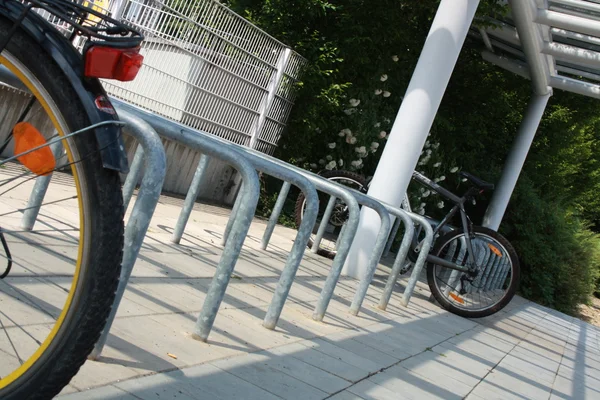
[224, 0, 600, 313]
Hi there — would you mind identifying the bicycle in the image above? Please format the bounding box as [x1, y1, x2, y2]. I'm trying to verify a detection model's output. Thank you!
[0, 1, 142, 398]
[295, 169, 520, 318]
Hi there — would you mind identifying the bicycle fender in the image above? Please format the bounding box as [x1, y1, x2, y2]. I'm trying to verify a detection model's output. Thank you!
[0, 2, 129, 173]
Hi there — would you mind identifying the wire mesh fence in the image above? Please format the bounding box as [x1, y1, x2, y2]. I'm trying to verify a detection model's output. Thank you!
[102, 0, 307, 154]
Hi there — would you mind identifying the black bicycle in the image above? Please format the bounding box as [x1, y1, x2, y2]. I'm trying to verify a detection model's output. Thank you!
[295, 169, 520, 318]
[0, 1, 142, 398]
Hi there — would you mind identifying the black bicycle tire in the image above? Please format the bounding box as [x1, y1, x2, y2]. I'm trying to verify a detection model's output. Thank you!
[294, 170, 367, 259]
[0, 18, 124, 400]
[426, 226, 520, 318]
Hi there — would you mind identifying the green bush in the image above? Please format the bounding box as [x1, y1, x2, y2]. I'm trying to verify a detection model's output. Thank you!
[501, 177, 600, 314]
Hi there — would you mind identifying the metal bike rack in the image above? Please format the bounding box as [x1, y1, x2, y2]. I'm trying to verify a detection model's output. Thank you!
[113, 103, 263, 343]
[89, 110, 167, 359]
[171, 154, 210, 244]
[112, 100, 435, 339]
[261, 181, 291, 249]
[112, 101, 326, 340]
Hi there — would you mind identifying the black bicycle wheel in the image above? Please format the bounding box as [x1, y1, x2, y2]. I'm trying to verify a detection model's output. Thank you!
[426, 226, 520, 318]
[294, 170, 367, 259]
[0, 18, 123, 399]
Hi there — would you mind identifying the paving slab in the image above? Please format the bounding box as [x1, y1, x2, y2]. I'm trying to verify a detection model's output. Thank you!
[1, 185, 595, 400]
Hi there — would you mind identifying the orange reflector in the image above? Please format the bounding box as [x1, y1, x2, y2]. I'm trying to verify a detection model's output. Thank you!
[449, 293, 465, 304]
[13, 122, 56, 176]
[488, 243, 503, 257]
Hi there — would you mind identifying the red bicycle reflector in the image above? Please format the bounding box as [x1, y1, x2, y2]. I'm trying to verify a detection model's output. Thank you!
[84, 46, 144, 82]
[13, 122, 56, 176]
[95, 95, 116, 114]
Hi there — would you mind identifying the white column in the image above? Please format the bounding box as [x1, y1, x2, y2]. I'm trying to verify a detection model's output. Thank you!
[342, 0, 480, 278]
[482, 92, 551, 230]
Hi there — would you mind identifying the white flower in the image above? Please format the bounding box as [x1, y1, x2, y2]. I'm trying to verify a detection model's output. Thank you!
[384, 118, 391, 123]
[338, 159, 344, 167]
[392, 55, 399, 62]
[371, 142, 380, 149]
[325, 160, 337, 170]
[450, 167, 459, 173]
[418, 208, 425, 215]
[340, 128, 352, 137]
[419, 187, 425, 193]
[426, 149, 432, 155]
[351, 159, 363, 168]
[433, 142, 440, 149]
[418, 155, 430, 166]
[439, 175, 446, 181]
[349, 136, 357, 144]
[461, 178, 468, 182]
[338, 130, 346, 137]
[375, 89, 383, 95]
[326, 155, 333, 161]
[380, 74, 388, 82]
[355, 146, 367, 154]
[420, 202, 426, 208]
[472, 199, 477, 205]
[422, 190, 431, 198]
[383, 91, 391, 97]
[425, 141, 431, 148]
[437, 201, 445, 209]
[433, 162, 441, 168]
[349, 98, 361, 107]
[310, 163, 317, 169]
[344, 108, 357, 115]
[328, 142, 336, 149]
[379, 131, 387, 139]
[374, 122, 381, 128]
[318, 159, 325, 165]
[315, 128, 322, 133]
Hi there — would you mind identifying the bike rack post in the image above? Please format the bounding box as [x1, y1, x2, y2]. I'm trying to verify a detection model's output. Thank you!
[476, 243, 494, 292]
[493, 257, 511, 290]
[21, 140, 64, 231]
[90, 110, 167, 360]
[121, 143, 144, 210]
[400, 213, 434, 306]
[378, 210, 415, 310]
[171, 154, 210, 244]
[442, 237, 466, 297]
[261, 181, 291, 250]
[382, 217, 401, 258]
[347, 196, 391, 316]
[311, 195, 337, 253]
[222, 183, 245, 247]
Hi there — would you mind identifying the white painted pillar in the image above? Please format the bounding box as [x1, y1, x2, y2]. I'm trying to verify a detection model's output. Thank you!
[342, 0, 480, 278]
[482, 92, 551, 230]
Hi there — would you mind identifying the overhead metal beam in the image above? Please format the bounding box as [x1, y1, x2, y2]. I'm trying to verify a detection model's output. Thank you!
[537, 9, 600, 38]
[481, 50, 531, 79]
[543, 41, 600, 68]
[550, 0, 600, 13]
[509, 0, 552, 94]
[551, 27, 600, 47]
[550, 74, 600, 98]
[556, 64, 600, 82]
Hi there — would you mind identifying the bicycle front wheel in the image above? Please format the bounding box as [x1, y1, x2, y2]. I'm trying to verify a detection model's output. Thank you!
[0, 18, 123, 400]
[427, 226, 520, 318]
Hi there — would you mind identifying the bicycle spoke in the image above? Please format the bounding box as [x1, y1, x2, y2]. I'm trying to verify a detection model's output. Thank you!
[0, 313, 24, 365]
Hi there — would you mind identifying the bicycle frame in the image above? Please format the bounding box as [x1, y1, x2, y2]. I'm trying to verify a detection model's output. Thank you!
[410, 171, 477, 273]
